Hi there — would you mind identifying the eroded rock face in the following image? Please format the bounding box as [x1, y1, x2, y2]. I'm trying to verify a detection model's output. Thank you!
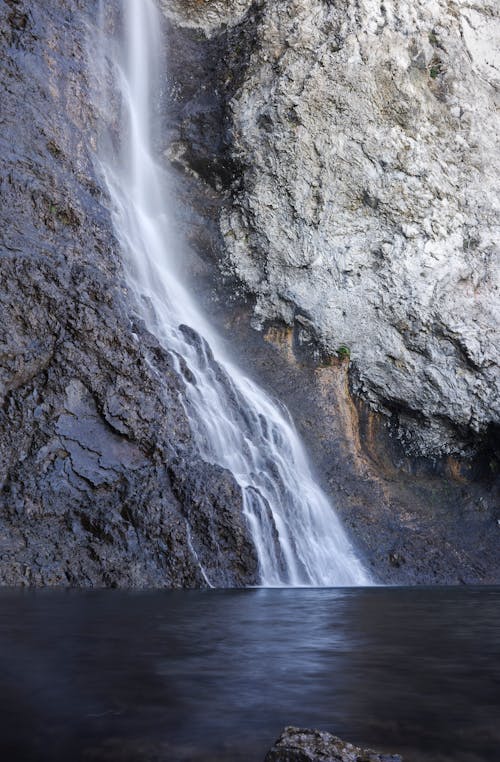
[264, 727, 403, 762]
[160, 0, 253, 34]
[0, 0, 258, 587]
[221, 0, 500, 457]
[160, 0, 499, 583]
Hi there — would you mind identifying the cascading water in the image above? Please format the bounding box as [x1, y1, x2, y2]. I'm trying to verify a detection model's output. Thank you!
[94, 0, 371, 587]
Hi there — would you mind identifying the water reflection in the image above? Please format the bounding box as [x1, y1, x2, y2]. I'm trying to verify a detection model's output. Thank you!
[0, 588, 498, 761]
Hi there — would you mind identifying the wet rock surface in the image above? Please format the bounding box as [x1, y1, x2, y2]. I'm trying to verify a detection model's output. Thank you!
[264, 727, 403, 762]
[0, 0, 258, 587]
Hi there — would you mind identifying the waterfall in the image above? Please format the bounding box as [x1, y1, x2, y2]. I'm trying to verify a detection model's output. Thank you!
[94, 0, 371, 587]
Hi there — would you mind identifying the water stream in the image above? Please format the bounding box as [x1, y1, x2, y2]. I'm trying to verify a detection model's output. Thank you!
[94, 0, 370, 587]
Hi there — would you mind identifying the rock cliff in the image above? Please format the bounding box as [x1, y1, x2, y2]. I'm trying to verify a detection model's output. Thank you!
[0, 0, 257, 587]
[0, 0, 498, 587]
[162, 0, 499, 583]
[219, 0, 500, 458]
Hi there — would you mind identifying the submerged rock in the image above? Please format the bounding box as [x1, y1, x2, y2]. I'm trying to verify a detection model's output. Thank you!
[264, 727, 403, 762]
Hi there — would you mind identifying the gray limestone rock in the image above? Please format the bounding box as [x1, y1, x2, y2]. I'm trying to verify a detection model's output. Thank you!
[220, 0, 500, 456]
[160, 0, 253, 34]
[160, 0, 499, 584]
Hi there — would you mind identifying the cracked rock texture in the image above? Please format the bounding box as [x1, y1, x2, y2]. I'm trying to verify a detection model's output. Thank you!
[265, 726, 402, 762]
[160, 0, 253, 34]
[0, 0, 258, 587]
[162, 0, 499, 583]
[220, 0, 500, 456]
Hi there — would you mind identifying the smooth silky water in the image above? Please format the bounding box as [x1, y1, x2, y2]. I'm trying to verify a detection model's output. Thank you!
[0, 588, 498, 761]
[92, 0, 370, 587]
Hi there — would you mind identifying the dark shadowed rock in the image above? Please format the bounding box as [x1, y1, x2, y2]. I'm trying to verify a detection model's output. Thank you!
[264, 727, 403, 762]
[0, 0, 257, 588]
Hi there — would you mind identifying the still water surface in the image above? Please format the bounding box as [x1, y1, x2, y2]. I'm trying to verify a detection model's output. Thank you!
[0, 588, 498, 761]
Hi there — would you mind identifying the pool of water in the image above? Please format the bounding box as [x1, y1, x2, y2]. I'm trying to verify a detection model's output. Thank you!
[0, 587, 498, 761]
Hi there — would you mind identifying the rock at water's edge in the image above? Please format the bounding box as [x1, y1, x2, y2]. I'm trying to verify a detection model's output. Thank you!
[264, 727, 403, 762]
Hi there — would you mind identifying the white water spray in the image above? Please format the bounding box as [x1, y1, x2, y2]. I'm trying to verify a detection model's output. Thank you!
[95, 0, 371, 586]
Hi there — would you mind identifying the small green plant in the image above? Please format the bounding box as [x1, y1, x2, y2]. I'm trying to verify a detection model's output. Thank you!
[429, 66, 439, 79]
[47, 202, 80, 227]
[336, 345, 351, 361]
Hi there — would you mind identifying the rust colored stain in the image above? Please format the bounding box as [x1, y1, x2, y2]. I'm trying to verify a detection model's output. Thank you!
[446, 456, 469, 484]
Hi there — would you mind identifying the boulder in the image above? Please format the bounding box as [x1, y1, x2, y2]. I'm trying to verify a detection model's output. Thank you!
[264, 727, 403, 762]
